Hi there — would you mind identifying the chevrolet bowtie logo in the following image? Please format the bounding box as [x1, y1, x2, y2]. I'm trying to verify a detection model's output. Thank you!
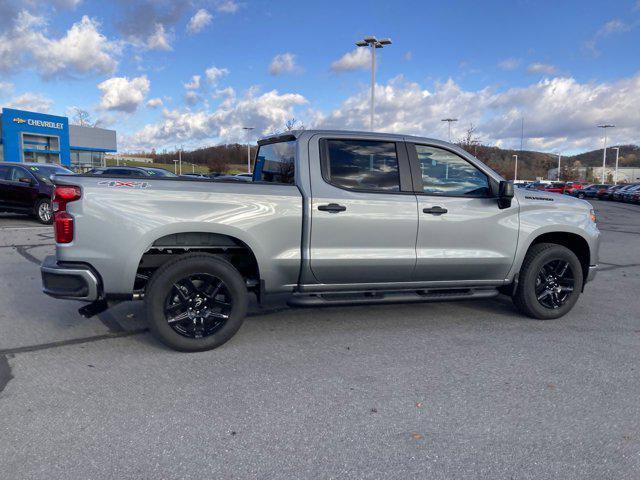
[13, 117, 26, 124]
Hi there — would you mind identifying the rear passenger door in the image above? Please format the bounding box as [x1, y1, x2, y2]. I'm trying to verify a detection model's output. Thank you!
[308, 137, 418, 284]
[0, 165, 11, 208]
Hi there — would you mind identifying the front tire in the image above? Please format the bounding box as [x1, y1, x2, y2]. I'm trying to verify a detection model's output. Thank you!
[34, 198, 53, 224]
[513, 243, 583, 320]
[144, 253, 248, 352]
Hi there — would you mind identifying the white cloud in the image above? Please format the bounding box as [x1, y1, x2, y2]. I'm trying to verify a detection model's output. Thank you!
[403, 51, 413, 61]
[269, 53, 299, 75]
[146, 23, 172, 51]
[146, 97, 163, 108]
[98, 76, 150, 113]
[187, 9, 213, 34]
[184, 91, 201, 106]
[527, 63, 557, 75]
[584, 19, 633, 56]
[123, 87, 308, 150]
[184, 75, 201, 90]
[313, 74, 640, 152]
[331, 48, 370, 72]
[498, 58, 520, 71]
[0, 13, 119, 77]
[0, 81, 14, 95]
[6, 92, 54, 113]
[205, 66, 229, 84]
[216, 0, 240, 13]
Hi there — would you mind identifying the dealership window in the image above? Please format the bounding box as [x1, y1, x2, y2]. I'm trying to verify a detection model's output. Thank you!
[71, 150, 104, 171]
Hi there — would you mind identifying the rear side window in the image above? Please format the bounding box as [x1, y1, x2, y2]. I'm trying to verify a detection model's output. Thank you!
[253, 141, 296, 184]
[0, 166, 10, 180]
[322, 139, 400, 192]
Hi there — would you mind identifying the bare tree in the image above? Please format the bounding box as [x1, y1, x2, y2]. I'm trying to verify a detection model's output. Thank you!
[457, 123, 481, 156]
[71, 107, 94, 127]
[284, 118, 305, 131]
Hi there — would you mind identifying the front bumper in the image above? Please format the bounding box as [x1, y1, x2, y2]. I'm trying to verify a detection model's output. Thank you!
[586, 265, 598, 283]
[41, 255, 100, 301]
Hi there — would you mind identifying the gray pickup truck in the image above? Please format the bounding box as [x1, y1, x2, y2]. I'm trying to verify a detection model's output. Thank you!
[41, 130, 599, 351]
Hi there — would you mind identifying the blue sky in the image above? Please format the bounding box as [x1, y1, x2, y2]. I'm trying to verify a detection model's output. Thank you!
[0, 0, 639, 153]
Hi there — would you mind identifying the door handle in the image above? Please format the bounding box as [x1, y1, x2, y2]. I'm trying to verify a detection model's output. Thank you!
[318, 203, 347, 213]
[423, 206, 448, 215]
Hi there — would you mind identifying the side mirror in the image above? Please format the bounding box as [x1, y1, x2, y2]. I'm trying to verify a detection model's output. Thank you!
[498, 180, 514, 209]
[18, 177, 34, 185]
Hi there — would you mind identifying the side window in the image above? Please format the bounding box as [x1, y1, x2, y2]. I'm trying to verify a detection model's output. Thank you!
[8, 167, 30, 182]
[105, 168, 134, 176]
[414, 145, 489, 196]
[323, 139, 400, 192]
[253, 140, 296, 184]
[0, 166, 10, 180]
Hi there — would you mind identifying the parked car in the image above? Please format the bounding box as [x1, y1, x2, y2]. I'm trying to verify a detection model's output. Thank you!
[620, 184, 640, 203]
[573, 184, 610, 199]
[181, 173, 210, 179]
[629, 190, 640, 204]
[86, 166, 178, 177]
[612, 184, 639, 201]
[564, 182, 589, 196]
[0, 162, 74, 223]
[597, 184, 624, 200]
[214, 173, 253, 182]
[543, 182, 567, 194]
[41, 130, 600, 352]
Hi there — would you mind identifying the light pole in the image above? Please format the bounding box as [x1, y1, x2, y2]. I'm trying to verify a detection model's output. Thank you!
[597, 124, 615, 183]
[175, 145, 183, 175]
[513, 154, 518, 181]
[613, 147, 620, 184]
[441, 118, 458, 142]
[242, 126, 255, 173]
[557, 154, 562, 181]
[356, 36, 392, 131]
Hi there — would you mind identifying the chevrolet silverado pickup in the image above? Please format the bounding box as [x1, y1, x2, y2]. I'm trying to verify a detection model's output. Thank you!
[41, 130, 600, 351]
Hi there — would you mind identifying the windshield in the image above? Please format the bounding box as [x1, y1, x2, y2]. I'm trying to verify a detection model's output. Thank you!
[26, 165, 73, 182]
[253, 140, 296, 184]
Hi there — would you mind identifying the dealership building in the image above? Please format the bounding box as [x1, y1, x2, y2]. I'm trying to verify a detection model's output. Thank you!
[0, 108, 117, 170]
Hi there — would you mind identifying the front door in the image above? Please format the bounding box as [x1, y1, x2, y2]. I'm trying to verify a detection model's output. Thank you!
[408, 143, 519, 282]
[309, 137, 418, 284]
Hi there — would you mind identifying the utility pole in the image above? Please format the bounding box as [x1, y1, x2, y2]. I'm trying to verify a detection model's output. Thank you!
[242, 127, 255, 173]
[557, 154, 562, 181]
[513, 154, 518, 182]
[597, 124, 615, 184]
[441, 118, 458, 142]
[356, 36, 392, 131]
[613, 147, 620, 185]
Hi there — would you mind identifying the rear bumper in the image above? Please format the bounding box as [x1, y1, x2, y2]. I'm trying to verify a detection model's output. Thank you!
[587, 265, 598, 283]
[41, 255, 100, 301]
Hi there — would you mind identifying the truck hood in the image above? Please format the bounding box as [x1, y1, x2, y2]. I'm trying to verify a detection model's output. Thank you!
[514, 188, 592, 213]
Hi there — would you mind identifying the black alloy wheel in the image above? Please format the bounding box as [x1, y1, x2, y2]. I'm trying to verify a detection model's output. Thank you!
[164, 273, 233, 338]
[534, 259, 574, 309]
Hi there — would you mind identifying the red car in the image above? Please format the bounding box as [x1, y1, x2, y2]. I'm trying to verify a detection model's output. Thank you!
[564, 182, 590, 195]
[543, 182, 567, 194]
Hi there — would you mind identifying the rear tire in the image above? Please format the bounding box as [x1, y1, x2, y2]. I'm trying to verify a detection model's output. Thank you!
[34, 198, 53, 224]
[144, 253, 248, 352]
[512, 243, 583, 320]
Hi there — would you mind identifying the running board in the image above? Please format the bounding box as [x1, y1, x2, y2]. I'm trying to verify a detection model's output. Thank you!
[287, 288, 498, 308]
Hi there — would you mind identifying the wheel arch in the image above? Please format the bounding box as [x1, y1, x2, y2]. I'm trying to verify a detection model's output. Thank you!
[134, 230, 263, 296]
[526, 231, 591, 283]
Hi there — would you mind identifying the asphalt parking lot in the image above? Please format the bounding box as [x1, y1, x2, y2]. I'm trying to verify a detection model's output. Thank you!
[1, 202, 639, 479]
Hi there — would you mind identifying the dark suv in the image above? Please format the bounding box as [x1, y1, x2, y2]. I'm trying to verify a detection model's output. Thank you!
[0, 162, 74, 224]
[86, 166, 177, 177]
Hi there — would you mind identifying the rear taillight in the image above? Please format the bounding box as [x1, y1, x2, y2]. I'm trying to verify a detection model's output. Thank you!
[53, 185, 81, 244]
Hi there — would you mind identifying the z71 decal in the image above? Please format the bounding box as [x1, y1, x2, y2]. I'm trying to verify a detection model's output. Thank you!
[98, 180, 150, 189]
